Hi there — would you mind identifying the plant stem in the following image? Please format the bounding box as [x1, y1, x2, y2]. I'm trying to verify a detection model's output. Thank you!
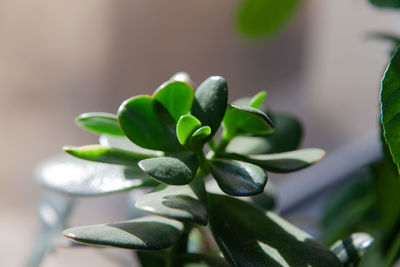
[168, 224, 191, 267]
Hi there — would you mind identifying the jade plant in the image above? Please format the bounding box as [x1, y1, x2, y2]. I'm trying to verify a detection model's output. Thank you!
[35, 73, 373, 266]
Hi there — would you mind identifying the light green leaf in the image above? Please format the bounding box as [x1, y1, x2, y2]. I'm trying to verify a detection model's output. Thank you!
[189, 126, 211, 150]
[118, 95, 181, 152]
[36, 154, 157, 196]
[191, 76, 228, 136]
[236, 0, 300, 38]
[63, 216, 183, 250]
[99, 135, 163, 156]
[176, 115, 202, 147]
[369, 0, 400, 8]
[209, 159, 267, 196]
[223, 104, 274, 139]
[381, 46, 400, 174]
[153, 81, 194, 121]
[135, 175, 207, 225]
[139, 152, 199, 185]
[63, 144, 156, 165]
[75, 112, 124, 136]
[249, 91, 267, 108]
[208, 194, 342, 267]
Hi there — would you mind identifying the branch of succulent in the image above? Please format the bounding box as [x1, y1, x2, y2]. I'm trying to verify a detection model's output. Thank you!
[36, 73, 373, 266]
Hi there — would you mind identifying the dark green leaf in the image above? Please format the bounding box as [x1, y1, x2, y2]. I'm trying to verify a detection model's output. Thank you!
[63, 144, 156, 165]
[176, 115, 202, 147]
[153, 81, 194, 121]
[75, 112, 124, 136]
[139, 152, 199, 185]
[63, 216, 183, 250]
[36, 154, 156, 196]
[137, 251, 167, 267]
[236, 0, 300, 38]
[191, 76, 228, 136]
[223, 104, 274, 139]
[135, 175, 207, 225]
[208, 194, 342, 267]
[118, 95, 181, 152]
[220, 148, 325, 173]
[330, 233, 374, 266]
[209, 159, 267, 196]
[181, 253, 230, 267]
[381, 46, 400, 174]
[369, 0, 400, 8]
[189, 126, 211, 150]
[226, 113, 302, 155]
[249, 91, 267, 108]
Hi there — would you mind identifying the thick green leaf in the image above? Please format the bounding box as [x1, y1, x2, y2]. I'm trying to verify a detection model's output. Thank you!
[36, 154, 156, 196]
[139, 152, 199, 185]
[221, 148, 325, 173]
[330, 233, 374, 266]
[99, 135, 163, 156]
[153, 81, 194, 121]
[208, 194, 342, 267]
[63, 216, 183, 250]
[191, 76, 228, 136]
[249, 91, 267, 108]
[370, 0, 400, 8]
[63, 144, 155, 165]
[223, 104, 274, 139]
[236, 0, 300, 38]
[190, 126, 211, 150]
[75, 112, 124, 136]
[135, 175, 207, 225]
[176, 115, 202, 147]
[118, 95, 181, 152]
[226, 113, 302, 155]
[209, 159, 267, 196]
[381, 46, 400, 174]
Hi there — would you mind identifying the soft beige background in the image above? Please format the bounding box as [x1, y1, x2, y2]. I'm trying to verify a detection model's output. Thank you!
[0, 0, 398, 266]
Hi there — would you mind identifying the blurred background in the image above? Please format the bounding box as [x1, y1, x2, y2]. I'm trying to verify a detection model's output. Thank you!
[1, 0, 399, 266]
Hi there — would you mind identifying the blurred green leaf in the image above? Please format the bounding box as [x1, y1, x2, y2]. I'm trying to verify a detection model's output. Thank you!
[220, 148, 324, 173]
[36, 155, 156, 196]
[135, 175, 207, 225]
[99, 135, 163, 156]
[176, 115, 202, 147]
[139, 152, 199, 185]
[191, 76, 228, 136]
[75, 112, 124, 136]
[169, 72, 193, 85]
[369, 0, 400, 8]
[118, 95, 181, 152]
[63, 144, 156, 165]
[153, 81, 194, 121]
[223, 104, 274, 139]
[189, 126, 211, 150]
[236, 0, 300, 38]
[63, 216, 183, 250]
[226, 113, 302, 155]
[137, 251, 167, 267]
[209, 159, 267, 196]
[180, 253, 230, 267]
[208, 194, 342, 266]
[381, 46, 400, 174]
[249, 91, 267, 108]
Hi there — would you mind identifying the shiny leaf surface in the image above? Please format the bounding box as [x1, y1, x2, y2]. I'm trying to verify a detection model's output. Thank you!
[209, 159, 267, 196]
[191, 76, 228, 136]
[64, 216, 183, 249]
[189, 126, 211, 150]
[330, 233, 374, 266]
[118, 95, 181, 152]
[208, 194, 342, 267]
[36, 154, 156, 196]
[139, 152, 199, 185]
[75, 112, 124, 136]
[176, 115, 202, 147]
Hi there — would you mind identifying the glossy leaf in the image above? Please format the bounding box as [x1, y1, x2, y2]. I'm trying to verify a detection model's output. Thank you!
[118, 95, 181, 152]
[191, 76, 228, 136]
[226, 113, 302, 154]
[208, 194, 342, 267]
[381, 46, 400, 173]
[169, 72, 193, 85]
[249, 91, 267, 108]
[64, 216, 183, 250]
[209, 159, 267, 196]
[99, 135, 163, 156]
[236, 0, 300, 38]
[75, 112, 124, 136]
[330, 233, 374, 266]
[63, 144, 155, 165]
[223, 104, 274, 139]
[189, 126, 211, 150]
[176, 115, 202, 147]
[135, 175, 207, 225]
[139, 152, 199, 185]
[153, 81, 194, 121]
[36, 154, 156, 196]
[369, 0, 400, 8]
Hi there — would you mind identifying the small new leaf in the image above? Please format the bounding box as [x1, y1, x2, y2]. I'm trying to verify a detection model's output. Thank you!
[176, 115, 202, 147]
